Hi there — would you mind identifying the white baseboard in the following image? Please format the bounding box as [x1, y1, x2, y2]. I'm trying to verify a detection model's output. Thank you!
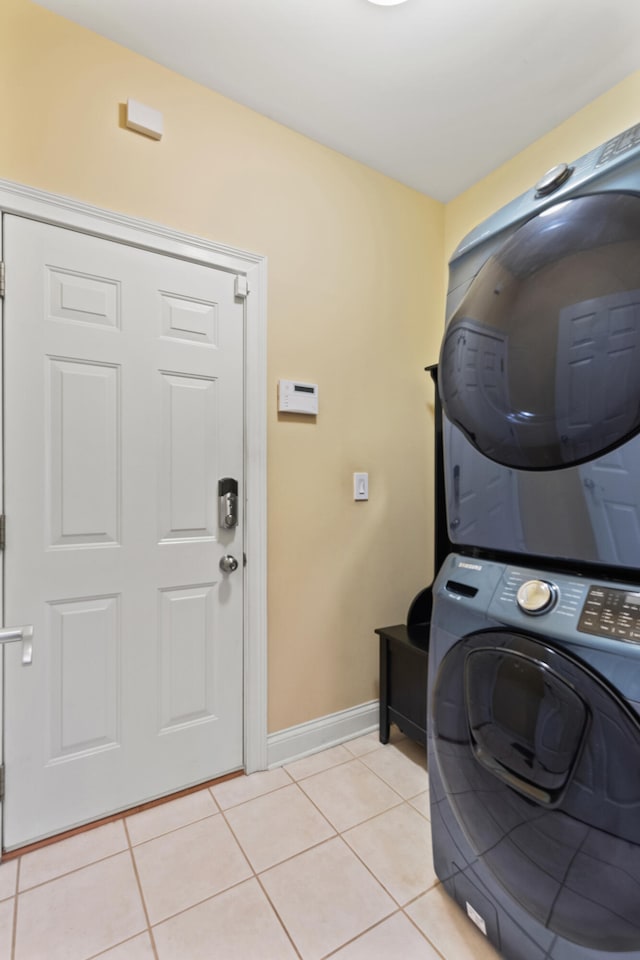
[267, 700, 379, 768]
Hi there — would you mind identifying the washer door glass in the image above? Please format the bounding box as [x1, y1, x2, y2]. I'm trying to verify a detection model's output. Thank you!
[439, 192, 640, 470]
[465, 648, 588, 805]
[432, 630, 640, 951]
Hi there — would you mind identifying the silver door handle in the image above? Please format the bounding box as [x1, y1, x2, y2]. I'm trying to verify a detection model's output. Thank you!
[0, 625, 34, 665]
[219, 555, 239, 574]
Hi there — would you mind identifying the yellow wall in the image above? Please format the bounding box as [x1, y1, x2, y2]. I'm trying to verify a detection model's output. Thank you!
[445, 71, 640, 261]
[1, 0, 444, 733]
[7, 0, 637, 741]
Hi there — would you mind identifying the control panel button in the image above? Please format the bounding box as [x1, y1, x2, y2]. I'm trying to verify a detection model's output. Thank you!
[516, 579, 556, 614]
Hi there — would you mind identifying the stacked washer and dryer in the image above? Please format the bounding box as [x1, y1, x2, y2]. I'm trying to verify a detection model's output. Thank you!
[430, 123, 640, 960]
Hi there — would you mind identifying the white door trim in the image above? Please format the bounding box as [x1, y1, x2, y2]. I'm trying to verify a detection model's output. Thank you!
[0, 179, 268, 801]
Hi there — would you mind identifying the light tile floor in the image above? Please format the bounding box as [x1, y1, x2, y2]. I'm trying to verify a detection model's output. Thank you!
[0, 727, 502, 960]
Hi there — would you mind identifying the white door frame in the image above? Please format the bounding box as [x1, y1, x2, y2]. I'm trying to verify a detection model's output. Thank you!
[0, 179, 268, 841]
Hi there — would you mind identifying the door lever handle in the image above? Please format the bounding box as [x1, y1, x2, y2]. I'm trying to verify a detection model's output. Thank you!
[0, 624, 33, 665]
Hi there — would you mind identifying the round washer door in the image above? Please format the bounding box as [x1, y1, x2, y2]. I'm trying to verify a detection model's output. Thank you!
[432, 629, 640, 952]
[439, 192, 640, 470]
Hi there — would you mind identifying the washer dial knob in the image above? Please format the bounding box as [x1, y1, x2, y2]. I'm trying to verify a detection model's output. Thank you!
[534, 163, 573, 197]
[516, 579, 556, 614]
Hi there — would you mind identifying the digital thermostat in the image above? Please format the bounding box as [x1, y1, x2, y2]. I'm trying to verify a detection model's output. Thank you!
[278, 379, 319, 415]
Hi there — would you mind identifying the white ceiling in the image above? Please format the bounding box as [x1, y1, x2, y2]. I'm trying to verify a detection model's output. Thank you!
[36, 0, 640, 201]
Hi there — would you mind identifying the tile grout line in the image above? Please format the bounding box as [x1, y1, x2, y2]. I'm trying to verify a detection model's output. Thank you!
[129, 810, 219, 849]
[122, 817, 160, 960]
[15, 790, 224, 893]
[138, 875, 261, 931]
[117, 799, 265, 934]
[127, 785, 222, 847]
[217, 783, 402, 960]
[281, 731, 394, 781]
[282, 752, 363, 783]
[319, 832, 399, 938]
[294, 754, 407, 833]
[10, 857, 20, 960]
[358, 750, 430, 799]
[254, 872, 305, 960]
[9, 735, 431, 960]
[402, 883, 438, 911]
[230, 778, 339, 854]
[319, 909, 405, 960]
[402, 891, 449, 960]
[0, 769, 243, 863]
[342, 734, 388, 757]
[207, 774, 296, 814]
[241, 830, 340, 877]
[189, 799, 305, 960]
[86, 931, 159, 960]
[13, 844, 130, 896]
[128, 796, 221, 847]
[209, 740, 417, 834]
[256, 746, 430, 863]
[229, 754, 426, 960]
[354, 753, 411, 802]
[216, 805, 255, 879]
[287, 739, 439, 959]
[337, 810, 433, 911]
[208, 788, 223, 816]
[119, 782, 331, 933]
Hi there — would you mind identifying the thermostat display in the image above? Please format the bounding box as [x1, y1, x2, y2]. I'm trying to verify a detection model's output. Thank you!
[278, 379, 319, 415]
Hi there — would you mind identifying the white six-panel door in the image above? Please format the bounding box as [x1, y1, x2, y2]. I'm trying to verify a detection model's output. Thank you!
[2, 215, 244, 849]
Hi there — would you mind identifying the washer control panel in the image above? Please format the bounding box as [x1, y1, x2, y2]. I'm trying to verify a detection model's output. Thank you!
[442, 555, 640, 650]
[578, 586, 640, 642]
[497, 567, 584, 621]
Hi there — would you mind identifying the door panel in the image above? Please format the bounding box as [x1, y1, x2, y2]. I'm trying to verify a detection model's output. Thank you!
[2, 215, 244, 849]
[48, 358, 120, 546]
[159, 373, 218, 540]
[48, 595, 120, 758]
[159, 583, 217, 730]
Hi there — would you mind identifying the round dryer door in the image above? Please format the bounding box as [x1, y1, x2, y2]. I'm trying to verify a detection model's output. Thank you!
[439, 192, 640, 470]
[432, 629, 640, 952]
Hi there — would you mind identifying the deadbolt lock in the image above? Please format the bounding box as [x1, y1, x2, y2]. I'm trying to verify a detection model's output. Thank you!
[218, 477, 238, 529]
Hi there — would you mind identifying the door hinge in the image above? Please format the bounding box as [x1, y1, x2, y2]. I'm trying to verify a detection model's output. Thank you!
[234, 275, 249, 299]
[0, 765, 5, 803]
[0, 261, 5, 298]
[0, 515, 5, 551]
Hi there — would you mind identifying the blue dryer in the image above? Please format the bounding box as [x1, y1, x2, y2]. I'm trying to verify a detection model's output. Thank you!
[430, 121, 640, 960]
[429, 553, 640, 960]
[439, 122, 640, 576]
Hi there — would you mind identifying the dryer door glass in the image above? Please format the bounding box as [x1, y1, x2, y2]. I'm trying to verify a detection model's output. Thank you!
[439, 192, 640, 470]
[432, 629, 640, 951]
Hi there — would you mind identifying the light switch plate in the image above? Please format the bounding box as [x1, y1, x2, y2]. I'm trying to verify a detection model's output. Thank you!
[354, 472, 368, 501]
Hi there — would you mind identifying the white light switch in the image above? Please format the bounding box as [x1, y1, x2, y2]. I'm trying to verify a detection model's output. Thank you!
[353, 472, 368, 501]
